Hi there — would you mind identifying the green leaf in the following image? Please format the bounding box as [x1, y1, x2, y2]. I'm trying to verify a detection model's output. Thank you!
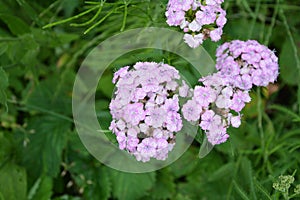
[83, 167, 112, 200]
[98, 73, 114, 98]
[53, 195, 81, 200]
[0, 68, 8, 110]
[0, 42, 8, 56]
[169, 148, 199, 178]
[0, 132, 11, 166]
[28, 176, 53, 200]
[268, 104, 300, 122]
[254, 179, 272, 200]
[208, 162, 235, 182]
[109, 169, 156, 200]
[0, 162, 27, 200]
[0, 14, 30, 36]
[151, 169, 176, 200]
[280, 36, 300, 85]
[240, 157, 257, 200]
[21, 116, 70, 179]
[233, 180, 251, 200]
[25, 78, 73, 115]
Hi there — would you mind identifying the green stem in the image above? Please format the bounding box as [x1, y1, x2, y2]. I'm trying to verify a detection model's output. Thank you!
[83, 6, 124, 34]
[120, 1, 128, 32]
[257, 88, 267, 165]
[248, 0, 261, 39]
[279, 8, 300, 115]
[264, 0, 280, 45]
[70, 0, 105, 27]
[42, 5, 99, 29]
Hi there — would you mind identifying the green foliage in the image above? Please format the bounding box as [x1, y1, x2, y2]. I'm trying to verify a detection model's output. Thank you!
[0, 68, 8, 110]
[28, 176, 53, 200]
[0, 0, 300, 199]
[110, 170, 156, 199]
[0, 161, 27, 200]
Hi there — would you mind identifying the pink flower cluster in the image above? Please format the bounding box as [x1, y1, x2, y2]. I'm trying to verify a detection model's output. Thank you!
[165, 0, 227, 48]
[182, 40, 279, 145]
[216, 40, 279, 90]
[109, 62, 191, 162]
[182, 72, 250, 145]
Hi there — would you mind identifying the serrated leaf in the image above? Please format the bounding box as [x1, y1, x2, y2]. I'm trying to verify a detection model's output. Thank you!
[280, 36, 300, 85]
[28, 176, 53, 200]
[0, 68, 8, 110]
[0, 162, 27, 200]
[0, 132, 11, 166]
[151, 169, 176, 200]
[208, 162, 235, 182]
[109, 169, 155, 200]
[25, 77, 73, 115]
[240, 157, 256, 200]
[0, 14, 30, 36]
[83, 167, 112, 200]
[21, 116, 70, 179]
[169, 148, 199, 178]
[233, 180, 251, 200]
[254, 179, 272, 200]
[0, 43, 8, 56]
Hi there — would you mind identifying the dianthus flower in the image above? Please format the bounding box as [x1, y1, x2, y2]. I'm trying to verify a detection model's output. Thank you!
[182, 72, 251, 145]
[109, 62, 191, 162]
[216, 40, 279, 89]
[165, 0, 227, 48]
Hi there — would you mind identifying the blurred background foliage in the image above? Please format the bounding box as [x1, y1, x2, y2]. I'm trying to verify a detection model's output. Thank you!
[0, 0, 300, 199]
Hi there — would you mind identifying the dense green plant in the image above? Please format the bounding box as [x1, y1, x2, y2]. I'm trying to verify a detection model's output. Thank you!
[0, 0, 300, 199]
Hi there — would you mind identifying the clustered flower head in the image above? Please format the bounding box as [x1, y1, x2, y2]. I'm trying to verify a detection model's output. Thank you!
[273, 175, 295, 193]
[216, 40, 279, 90]
[165, 0, 227, 48]
[182, 72, 250, 145]
[182, 39, 279, 145]
[109, 62, 191, 162]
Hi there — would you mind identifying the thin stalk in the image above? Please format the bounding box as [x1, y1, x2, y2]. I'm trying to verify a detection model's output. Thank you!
[248, 0, 261, 39]
[264, 0, 280, 45]
[120, 1, 128, 32]
[279, 8, 300, 114]
[43, 5, 99, 29]
[257, 88, 267, 166]
[83, 6, 125, 34]
[70, 0, 105, 27]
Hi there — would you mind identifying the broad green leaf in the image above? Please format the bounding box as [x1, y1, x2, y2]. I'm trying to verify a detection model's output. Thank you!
[240, 157, 257, 200]
[83, 167, 112, 200]
[21, 116, 70, 179]
[0, 132, 11, 165]
[0, 43, 8, 56]
[25, 77, 73, 115]
[151, 169, 176, 200]
[109, 169, 155, 200]
[31, 29, 79, 48]
[208, 162, 235, 182]
[0, 14, 30, 36]
[254, 179, 272, 200]
[0, 68, 8, 110]
[0, 162, 27, 200]
[169, 148, 199, 178]
[233, 180, 251, 200]
[28, 176, 53, 200]
[280, 36, 300, 85]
